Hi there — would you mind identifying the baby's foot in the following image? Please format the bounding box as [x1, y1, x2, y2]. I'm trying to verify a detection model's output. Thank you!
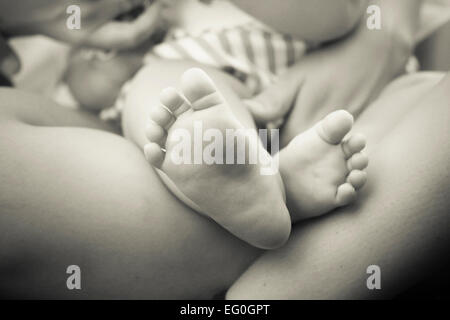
[279, 110, 368, 221]
[144, 68, 291, 249]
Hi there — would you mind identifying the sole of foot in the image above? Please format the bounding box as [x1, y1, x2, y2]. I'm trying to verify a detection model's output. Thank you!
[280, 110, 368, 221]
[144, 68, 291, 249]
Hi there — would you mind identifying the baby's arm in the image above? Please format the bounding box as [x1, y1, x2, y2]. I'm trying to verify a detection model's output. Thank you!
[230, 0, 367, 42]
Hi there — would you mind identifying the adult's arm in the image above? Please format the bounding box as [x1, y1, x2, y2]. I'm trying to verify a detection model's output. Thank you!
[230, 0, 366, 42]
[227, 71, 450, 299]
[0, 87, 259, 298]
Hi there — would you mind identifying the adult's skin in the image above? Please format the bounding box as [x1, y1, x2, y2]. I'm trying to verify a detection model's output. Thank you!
[228, 71, 450, 299]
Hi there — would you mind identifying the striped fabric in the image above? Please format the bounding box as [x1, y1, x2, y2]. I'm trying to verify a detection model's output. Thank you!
[100, 24, 307, 123]
[147, 23, 307, 95]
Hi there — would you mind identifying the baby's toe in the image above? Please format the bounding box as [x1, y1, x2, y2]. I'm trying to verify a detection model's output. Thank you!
[149, 104, 175, 130]
[144, 142, 165, 168]
[335, 183, 356, 206]
[347, 170, 367, 190]
[160, 87, 191, 117]
[347, 152, 369, 171]
[181, 68, 224, 110]
[342, 133, 366, 158]
[317, 110, 354, 145]
[146, 122, 167, 146]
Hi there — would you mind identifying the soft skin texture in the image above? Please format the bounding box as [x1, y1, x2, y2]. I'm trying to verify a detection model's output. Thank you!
[230, 0, 367, 42]
[279, 111, 368, 221]
[66, 46, 147, 111]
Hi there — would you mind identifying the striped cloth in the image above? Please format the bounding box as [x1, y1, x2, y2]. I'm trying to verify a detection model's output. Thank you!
[148, 24, 307, 94]
[100, 23, 307, 123]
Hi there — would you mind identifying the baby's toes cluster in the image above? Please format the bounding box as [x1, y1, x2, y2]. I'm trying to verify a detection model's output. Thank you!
[144, 87, 192, 168]
[336, 133, 369, 206]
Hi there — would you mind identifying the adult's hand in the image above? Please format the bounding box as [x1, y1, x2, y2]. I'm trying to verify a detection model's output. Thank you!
[0, 0, 163, 50]
[246, 0, 420, 146]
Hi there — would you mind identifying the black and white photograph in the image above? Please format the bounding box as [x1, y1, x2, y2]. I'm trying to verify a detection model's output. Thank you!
[0, 0, 449, 306]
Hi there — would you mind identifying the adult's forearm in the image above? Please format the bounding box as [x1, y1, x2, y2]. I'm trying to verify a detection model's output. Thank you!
[227, 71, 450, 299]
[0, 88, 259, 298]
[230, 0, 367, 42]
